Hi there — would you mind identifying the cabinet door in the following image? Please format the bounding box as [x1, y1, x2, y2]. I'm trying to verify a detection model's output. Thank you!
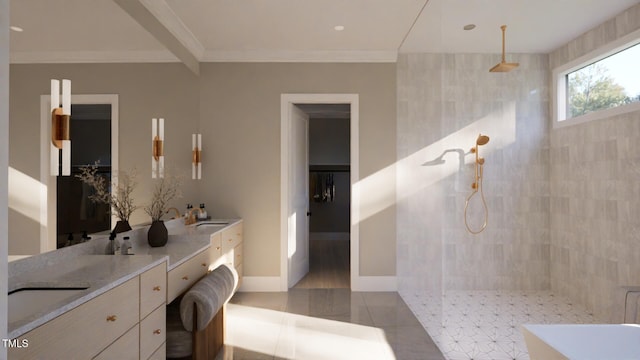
[209, 232, 224, 269]
[140, 262, 167, 319]
[10, 277, 140, 360]
[140, 305, 166, 360]
[93, 324, 139, 360]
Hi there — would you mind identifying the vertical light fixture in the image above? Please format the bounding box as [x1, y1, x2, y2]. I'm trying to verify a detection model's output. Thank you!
[50, 79, 71, 176]
[192, 133, 202, 180]
[152, 118, 164, 178]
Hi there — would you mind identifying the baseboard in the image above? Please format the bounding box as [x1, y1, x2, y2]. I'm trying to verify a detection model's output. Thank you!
[351, 276, 397, 292]
[309, 232, 350, 241]
[239, 275, 397, 292]
[238, 276, 282, 292]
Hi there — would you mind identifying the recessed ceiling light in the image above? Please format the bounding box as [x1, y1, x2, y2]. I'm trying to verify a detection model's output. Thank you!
[10, 26, 24, 32]
[334, 25, 345, 31]
[463, 24, 476, 31]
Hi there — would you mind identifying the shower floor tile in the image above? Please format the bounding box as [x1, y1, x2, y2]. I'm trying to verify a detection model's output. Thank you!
[402, 291, 597, 360]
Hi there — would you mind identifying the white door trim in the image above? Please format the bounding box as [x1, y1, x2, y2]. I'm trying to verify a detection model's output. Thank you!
[280, 93, 359, 291]
[40, 94, 119, 253]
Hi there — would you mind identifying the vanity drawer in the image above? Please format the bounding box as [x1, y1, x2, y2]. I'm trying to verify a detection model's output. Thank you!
[140, 304, 166, 360]
[233, 243, 243, 267]
[221, 223, 243, 252]
[140, 262, 167, 319]
[10, 277, 140, 360]
[148, 342, 166, 360]
[167, 249, 210, 302]
[209, 232, 223, 268]
[93, 324, 139, 360]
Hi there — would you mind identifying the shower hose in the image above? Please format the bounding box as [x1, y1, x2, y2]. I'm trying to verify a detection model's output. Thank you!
[464, 162, 488, 234]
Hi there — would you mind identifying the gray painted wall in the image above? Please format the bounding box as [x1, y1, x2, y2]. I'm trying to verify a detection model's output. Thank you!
[9, 63, 200, 255]
[8, 62, 397, 279]
[198, 62, 396, 277]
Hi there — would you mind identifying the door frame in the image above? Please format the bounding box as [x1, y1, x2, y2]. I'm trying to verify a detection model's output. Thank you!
[39, 94, 119, 253]
[280, 93, 359, 291]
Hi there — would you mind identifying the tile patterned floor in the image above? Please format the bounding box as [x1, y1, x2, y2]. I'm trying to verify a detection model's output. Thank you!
[218, 289, 445, 360]
[402, 290, 597, 360]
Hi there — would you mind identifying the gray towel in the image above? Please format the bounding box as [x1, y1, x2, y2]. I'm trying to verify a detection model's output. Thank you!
[179, 264, 238, 331]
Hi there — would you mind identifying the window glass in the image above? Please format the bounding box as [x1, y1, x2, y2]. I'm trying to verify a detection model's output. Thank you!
[566, 43, 640, 119]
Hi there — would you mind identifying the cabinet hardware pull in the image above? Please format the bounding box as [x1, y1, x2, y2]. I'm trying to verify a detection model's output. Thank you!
[106, 315, 117, 322]
[237, 233, 241, 236]
[153, 286, 161, 291]
[228, 239, 232, 242]
[153, 329, 161, 335]
[216, 246, 221, 250]
[182, 276, 189, 280]
[201, 263, 207, 267]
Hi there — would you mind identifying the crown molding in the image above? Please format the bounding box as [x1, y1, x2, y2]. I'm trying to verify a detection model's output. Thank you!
[10, 50, 179, 64]
[10, 49, 400, 64]
[201, 49, 398, 63]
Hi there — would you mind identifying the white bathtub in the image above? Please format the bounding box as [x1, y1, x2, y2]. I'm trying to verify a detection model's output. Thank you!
[522, 324, 640, 360]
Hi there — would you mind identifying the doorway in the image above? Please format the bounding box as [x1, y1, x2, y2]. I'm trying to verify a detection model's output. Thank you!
[280, 94, 359, 291]
[294, 104, 350, 289]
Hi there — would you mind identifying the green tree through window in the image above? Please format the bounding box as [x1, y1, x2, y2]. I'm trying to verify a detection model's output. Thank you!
[567, 63, 631, 118]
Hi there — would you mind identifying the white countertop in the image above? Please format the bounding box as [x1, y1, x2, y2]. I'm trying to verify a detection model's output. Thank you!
[7, 218, 242, 339]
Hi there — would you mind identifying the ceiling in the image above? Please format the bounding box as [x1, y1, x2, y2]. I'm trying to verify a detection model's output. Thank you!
[9, 0, 639, 69]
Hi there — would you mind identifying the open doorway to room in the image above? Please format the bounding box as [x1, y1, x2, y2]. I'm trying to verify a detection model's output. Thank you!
[294, 104, 351, 289]
[280, 94, 359, 291]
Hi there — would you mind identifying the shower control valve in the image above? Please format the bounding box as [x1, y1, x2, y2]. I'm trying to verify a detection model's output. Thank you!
[471, 182, 477, 190]
[470, 147, 476, 153]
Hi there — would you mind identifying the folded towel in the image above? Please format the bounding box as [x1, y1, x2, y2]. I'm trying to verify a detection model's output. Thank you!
[179, 264, 238, 331]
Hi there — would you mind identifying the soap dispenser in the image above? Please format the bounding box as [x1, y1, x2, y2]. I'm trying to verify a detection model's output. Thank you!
[198, 203, 208, 220]
[184, 203, 193, 219]
[120, 236, 133, 255]
[106, 231, 120, 255]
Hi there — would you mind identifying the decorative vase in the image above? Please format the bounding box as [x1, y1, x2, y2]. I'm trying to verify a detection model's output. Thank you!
[113, 220, 132, 234]
[148, 220, 168, 247]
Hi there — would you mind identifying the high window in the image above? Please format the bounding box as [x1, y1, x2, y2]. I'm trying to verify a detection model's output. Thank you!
[553, 30, 640, 127]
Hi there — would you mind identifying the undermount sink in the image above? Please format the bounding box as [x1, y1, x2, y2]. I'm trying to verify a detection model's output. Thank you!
[196, 221, 229, 227]
[8, 285, 90, 324]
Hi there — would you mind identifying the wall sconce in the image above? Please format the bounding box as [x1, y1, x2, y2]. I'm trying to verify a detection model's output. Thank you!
[50, 79, 71, 176]
[152, 118, 164, 178]
[192, 133, 202, 180]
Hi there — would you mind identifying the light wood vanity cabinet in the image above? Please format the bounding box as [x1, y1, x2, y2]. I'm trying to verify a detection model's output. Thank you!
[9, 277, 140, 360]
[221, 222, 243, 287]
[9, 262, 168, 360]
[94, 324, 140, 360]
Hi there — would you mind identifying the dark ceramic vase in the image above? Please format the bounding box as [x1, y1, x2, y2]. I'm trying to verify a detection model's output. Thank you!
[113, 220, 132, 234]
[148, 220, 168, 247]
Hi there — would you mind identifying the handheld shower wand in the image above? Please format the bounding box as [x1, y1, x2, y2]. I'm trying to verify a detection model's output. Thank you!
[464, 134, 490, 234]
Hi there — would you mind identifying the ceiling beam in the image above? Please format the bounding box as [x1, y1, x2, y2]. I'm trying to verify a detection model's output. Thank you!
[113, 0, 202, 75]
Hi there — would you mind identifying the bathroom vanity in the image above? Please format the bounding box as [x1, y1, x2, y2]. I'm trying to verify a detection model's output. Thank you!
[7, 219, 243, 360]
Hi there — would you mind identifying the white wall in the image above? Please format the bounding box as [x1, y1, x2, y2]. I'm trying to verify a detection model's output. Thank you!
[1, 0, 10, 355]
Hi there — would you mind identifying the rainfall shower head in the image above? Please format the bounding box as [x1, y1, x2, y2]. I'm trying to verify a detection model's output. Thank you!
[489, 25, 519, 73]
[476, 134, 490, 146]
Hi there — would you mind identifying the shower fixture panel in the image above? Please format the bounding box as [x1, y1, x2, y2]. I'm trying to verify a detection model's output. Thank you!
[464, 134, 490, 234]
[490, 25, 519, 73]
